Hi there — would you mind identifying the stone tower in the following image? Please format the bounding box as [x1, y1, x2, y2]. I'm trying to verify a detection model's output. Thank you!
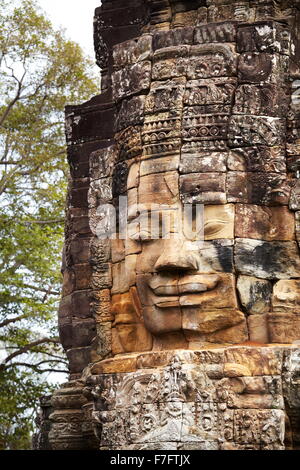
[35, 0, 300, 450]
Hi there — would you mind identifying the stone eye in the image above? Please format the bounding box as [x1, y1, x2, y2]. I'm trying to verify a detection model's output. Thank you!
[204, 220, 226, 236]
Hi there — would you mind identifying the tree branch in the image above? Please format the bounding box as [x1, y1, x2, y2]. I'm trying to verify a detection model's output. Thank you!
[23, 219, 64, 225]
[1, 337, 60, 366]
[0, 314, 28, 329]
[0, 63, 26, 127]
[21, 284, 60, 295]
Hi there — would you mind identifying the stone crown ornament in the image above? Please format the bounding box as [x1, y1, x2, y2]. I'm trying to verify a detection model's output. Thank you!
[33, 0, 300, 451]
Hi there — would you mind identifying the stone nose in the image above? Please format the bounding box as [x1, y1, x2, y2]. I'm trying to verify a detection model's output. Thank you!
[154, 240, 200, 273]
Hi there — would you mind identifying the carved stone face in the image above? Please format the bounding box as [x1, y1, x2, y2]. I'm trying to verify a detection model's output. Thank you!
[90, 20, 300, 353]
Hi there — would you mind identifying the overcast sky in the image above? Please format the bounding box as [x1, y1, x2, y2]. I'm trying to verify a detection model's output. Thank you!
[37, 0, 101, 59]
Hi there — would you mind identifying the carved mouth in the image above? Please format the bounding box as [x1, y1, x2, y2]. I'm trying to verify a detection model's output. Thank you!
[149, 274, 220, 308]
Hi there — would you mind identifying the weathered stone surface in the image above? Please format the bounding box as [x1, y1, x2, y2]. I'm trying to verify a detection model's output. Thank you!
[182, 107, 230, 150]
[112, 61, 152, 102]
[115, 126, 142, 160]
[184, 77, 236, 107]
[204, 204, 234, 240]
[227, 146, 286, 173]
[90, 289, 112, 322]
[182, 308, 245, 334]
[248, 314, 270, 344]
[152, 46, 189, 80]
[235, 205, 295, 241]
[113, 35, 152, 68]
[273, 280, 300, 312]
[224, 347, 283, 376]
[227, 172, 291, 205]
[180, 172, 226, 204]
[180, 151, 227, 173]
[237, 275, 272, 315]
[194, 21, 237, 44]
[199, 239, 234, 273]
[237, 22, 291, 55]
[145, 77, 186, 114]
[296, 211, 300, 245]
[115, 96, 146, 132]
[233, 84, 289, 117]
[290, 179, 300, 211]
[66, 347, 92, 374]
[44, 0, 300, 452]
[207, 319, 248, 344]
[88, 349, 294, 449]
[188, 44, 237, 79]
[238, 53, 288, 84]
[140, 154, 179, 176]
[228, 116, 286, 148]
[153, 27, 194, 51]
[111, 256, 137, 294]
[139, 172, 179, 206]
[93, 322, 112, 360]
[268, 313, 300, 343]
[207, 2, 256, 23]
[234, 239, 300, 280]
[90, 145, 117, 180]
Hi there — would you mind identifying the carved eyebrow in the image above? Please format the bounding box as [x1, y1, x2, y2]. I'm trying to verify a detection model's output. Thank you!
[204, 219, 227, 226]
[204, 219, 227, 234]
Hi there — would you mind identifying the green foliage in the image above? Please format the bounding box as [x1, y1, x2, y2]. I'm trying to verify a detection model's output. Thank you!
[0, 367, 56, 450]
[0, 0, 98, 449]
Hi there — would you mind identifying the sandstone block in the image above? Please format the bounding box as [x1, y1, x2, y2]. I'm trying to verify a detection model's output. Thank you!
[111, 238, 125, 264]
[112, 61, 152, 102]
[140, 155, 179, 176]
[237, 22, 291, 55]
[289, 179, 300, 211]
[204, 204, 234, 240]
[116, 126, 142, 161]
[233, 84, 289, 117]
[237, 275, 272, 315]
[198, 239, 234, 273]
[90, 289, 112, 322]
[183, 78, 236, 107]
[188, 44, 237, 79]
[115, 96, 146, 133]
[153, 27, 194, 51]
[207, 319, 248, 344]
[194, 21, 237, 44]
[90, 145, 117, 180]
[127, 162, 140, 189]
[228, 116, 286, 148]
[180, 151, 227, 173]
[182, 107, 230, 147]
[180, 172, 226, 204]
[152, 46, 189, 80]
[234, 239, 300, 280]
[235, 205, 295, 241]
[273, 280, 300, 312]
[248, 314, 270, 344]
[182, 308, 245, 335]
[238, 53, 288, 84]
[296, 212, 300, 245]
[227, 146, 286, 173]
[268, 313, 300, 343]
[145, 78, 186, 114]
[227, 172, 290, 205]
[224, 347, 283, 376]
[66, 347, 92, 374]
[139, 172, 179, 207]
[113, 35, 152, 68]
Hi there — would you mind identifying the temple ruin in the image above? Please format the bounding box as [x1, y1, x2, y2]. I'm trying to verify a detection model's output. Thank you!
[34, 0, 300, 451]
